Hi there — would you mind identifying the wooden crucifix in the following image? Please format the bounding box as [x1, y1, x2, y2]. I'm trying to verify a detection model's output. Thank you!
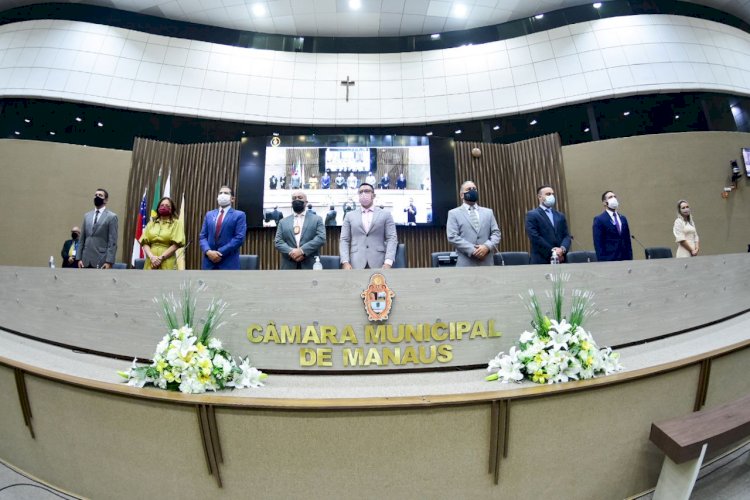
[340, 75, 355, 102]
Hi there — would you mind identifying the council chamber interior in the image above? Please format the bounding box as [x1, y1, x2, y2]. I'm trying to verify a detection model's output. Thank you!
[1, 1, 750, 499]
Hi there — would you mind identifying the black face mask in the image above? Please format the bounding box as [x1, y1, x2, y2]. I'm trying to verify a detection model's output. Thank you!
[94, 196, 105, 207]
[71, 232, 79, 240]
[463, 190, 479, 203]
[292, 199, 306, 213]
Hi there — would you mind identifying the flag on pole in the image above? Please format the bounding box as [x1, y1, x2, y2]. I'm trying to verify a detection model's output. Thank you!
[162, 168, 171, 199]
[176, 191, 186, 270]
[150, 167, 162, 218]
[131, 187, 148, 266]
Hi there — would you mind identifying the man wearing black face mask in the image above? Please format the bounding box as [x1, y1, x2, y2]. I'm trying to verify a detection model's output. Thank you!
[446, 181, 501, 267]
[78, 188, 119, 269]
[61, 226, 81, 268]
[274, 190, 326, 269]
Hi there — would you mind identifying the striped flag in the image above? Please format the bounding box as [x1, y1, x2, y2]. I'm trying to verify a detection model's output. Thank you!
[150, 167, 162, 218]
[176, 191, 186, 270]
[131, 187, 148, 266]
[163, 168, 171, 199]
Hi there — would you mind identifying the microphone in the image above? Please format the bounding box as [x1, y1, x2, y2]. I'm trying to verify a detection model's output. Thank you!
[497, 251, 505, 266]
[631, 234, 649, 258]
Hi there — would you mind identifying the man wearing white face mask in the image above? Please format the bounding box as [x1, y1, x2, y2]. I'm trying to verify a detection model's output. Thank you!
[199, 185, 247, 270]
[340, 183, 397, 269]
[525, 185, 571, 264]
[593, 190, 632, 262]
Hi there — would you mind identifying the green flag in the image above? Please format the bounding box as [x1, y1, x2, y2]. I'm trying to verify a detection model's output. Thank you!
[150, 167, 162, 218]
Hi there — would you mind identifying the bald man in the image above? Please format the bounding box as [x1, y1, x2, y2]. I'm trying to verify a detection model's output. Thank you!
[274, 190, 326, 269]
[446, 180, 501, 266]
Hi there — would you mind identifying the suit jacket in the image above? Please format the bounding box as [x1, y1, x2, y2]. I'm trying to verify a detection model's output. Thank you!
[199, 207, 247, 270]
[525, 206, 572, 264]
[79, 208, 118, 267]
[274, 212, 326, 269]
[325, 210, 338, 226]
[446, 205, 501, 267]
[60, 238, 80, 267]
[340, 207, 398, 269]
[593, 211, 632, 261]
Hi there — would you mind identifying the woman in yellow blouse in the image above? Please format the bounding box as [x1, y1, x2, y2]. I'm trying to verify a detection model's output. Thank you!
[673, 199, 699, 258]
[140, 197, 185, 270]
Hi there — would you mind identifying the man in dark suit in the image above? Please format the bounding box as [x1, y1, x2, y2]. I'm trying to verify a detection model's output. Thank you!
[61, 226, 81, 268]
[593, 190, 632, 261]
[78, 188, 118, 269]
[267, 206, 283, 225]
[525, 185, 572, 264]
[274, 190, 326, 269]
[340, 183, 398, 269]
[446, 181, 501, 267]
[199, 185, 247, 270]
[325, 206, 338, 226]
[404, 198, 417, 225]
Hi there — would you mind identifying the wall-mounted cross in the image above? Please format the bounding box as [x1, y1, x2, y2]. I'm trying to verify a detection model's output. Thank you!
[340, 75, 355, 102]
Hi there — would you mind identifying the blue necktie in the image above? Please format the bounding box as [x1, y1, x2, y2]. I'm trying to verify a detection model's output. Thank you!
[545, 208, 554, 227]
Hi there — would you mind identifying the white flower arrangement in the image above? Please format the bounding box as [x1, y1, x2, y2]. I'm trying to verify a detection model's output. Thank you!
[119, 282, 267, 394]
[486, 272, 622, 385]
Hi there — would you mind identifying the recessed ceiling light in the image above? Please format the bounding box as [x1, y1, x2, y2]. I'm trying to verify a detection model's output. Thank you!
[272, 132, 279, 136]
[593, 3, 602, 8]
[454, 129, 462, 134]
[348, 0, 361, 10]
[623, 111, 630, 116]
[242, 131, 246, 135]
[14, 131, 20, 135]
[431, 34, 440, 40]
[252, 3, 267, 17]
[493, 125, 500, 130]
[49, 131, 56, 135]
[453, 4, 467, 18]
[24, 118, 31, 123]
[75, 117, 82, 122]
[426, 131, 433, 136]
[529, 119, 538, 125]
[584, 127, 590, 132]
[674, 114, 680, 119]
[252, 151, 259, 156]
[97, 121, 104, 127]
[535, 14, 544, 20]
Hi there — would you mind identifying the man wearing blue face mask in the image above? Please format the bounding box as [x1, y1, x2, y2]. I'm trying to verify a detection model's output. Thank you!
[446, 181, 501, 267]
[525, 185, 572, 264]
[593, 190, 632, 262]
[199, 185, 247, 270]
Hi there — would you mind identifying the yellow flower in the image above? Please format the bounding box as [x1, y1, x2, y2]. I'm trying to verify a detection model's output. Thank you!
[198, 374, 211, 384]
[581, 340, 592, 351]
[164, 371, 175, 383]
[198, 358, 212, 377]
[532, 371, 548, 384]
[156, 359, 168, 372]
[196, 343, 207, 356]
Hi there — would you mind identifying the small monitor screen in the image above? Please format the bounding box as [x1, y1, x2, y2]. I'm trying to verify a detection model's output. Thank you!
[742, 148, 750, 177]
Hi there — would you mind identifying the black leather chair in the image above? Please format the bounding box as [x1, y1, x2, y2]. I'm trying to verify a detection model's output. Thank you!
[239, 254, 260, 270]
[318, 255, 341, 269]
[112, 262, 128, 269]
[431, 252, 458, 267]
[393, 243, 407, 268]
[134, 258, 145, 269]
[566, 251, 597, 263]
[493, 252, 530, 266]
[645, 247, 673, 259]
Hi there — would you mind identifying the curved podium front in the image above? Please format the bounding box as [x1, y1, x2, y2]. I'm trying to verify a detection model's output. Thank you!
[1, 254, 749, 499]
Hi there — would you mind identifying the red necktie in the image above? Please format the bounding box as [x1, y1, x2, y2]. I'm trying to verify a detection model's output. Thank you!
[215, 209, 224, 238]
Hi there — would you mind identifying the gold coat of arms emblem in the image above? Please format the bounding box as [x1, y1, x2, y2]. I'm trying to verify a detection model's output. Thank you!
[361, 273, 395, 322]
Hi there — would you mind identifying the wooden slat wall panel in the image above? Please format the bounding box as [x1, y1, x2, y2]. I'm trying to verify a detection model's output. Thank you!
[126, 134, 564, 269]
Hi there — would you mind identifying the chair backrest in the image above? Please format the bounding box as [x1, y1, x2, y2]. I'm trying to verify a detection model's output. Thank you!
[112, 262, 128, 269]
[431, 252, 457, 267]
[566, 251, 597, 264]
[393, 243, 408, 268]
[493, 252, 530, 266]
[239, 254, 259, 270]
[134, 258, 145, 269]
[645, 247, 673, 259]
[318, 255, 341, 269]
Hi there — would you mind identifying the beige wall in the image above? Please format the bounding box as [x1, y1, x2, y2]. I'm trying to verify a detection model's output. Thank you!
[0, 139, 131, 267]
[563, 132, 750, 258]
[2, 132, 749, 266]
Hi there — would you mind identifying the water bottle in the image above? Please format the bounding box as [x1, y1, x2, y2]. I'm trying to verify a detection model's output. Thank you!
[550, 250, 559, 265]
[49, 256, 55, 269]
[312, 256, 323, 270]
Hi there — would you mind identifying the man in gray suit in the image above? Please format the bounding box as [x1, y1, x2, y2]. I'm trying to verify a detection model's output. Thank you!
[78, 188, 119, 269]
[446, 181, 501, 267]
[274, 190, 326, 269]
[340, 183, 398, 269]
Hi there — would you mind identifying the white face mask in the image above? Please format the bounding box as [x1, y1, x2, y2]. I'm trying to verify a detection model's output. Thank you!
[606, 197, 619, 210]
[217, 193, 231, 207]
[543, 195, 556, 208]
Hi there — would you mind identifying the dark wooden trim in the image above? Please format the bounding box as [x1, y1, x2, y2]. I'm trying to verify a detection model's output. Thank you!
[197, 405, 223, 488]
[13, 368, 34, 439]
[693, 359, 712, 412]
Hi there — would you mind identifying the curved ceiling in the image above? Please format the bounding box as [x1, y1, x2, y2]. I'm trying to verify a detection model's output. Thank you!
[1, 0, 749, 38]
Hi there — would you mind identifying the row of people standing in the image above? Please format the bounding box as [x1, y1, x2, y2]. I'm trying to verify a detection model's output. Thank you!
[269, 171, 413, 191]
[63, 183, 700, 270]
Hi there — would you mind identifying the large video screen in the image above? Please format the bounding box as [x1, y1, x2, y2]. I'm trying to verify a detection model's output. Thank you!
[237, 135, 456, 229]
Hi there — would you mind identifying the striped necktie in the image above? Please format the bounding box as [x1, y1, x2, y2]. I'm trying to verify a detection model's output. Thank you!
[469, 206, 480, 232]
